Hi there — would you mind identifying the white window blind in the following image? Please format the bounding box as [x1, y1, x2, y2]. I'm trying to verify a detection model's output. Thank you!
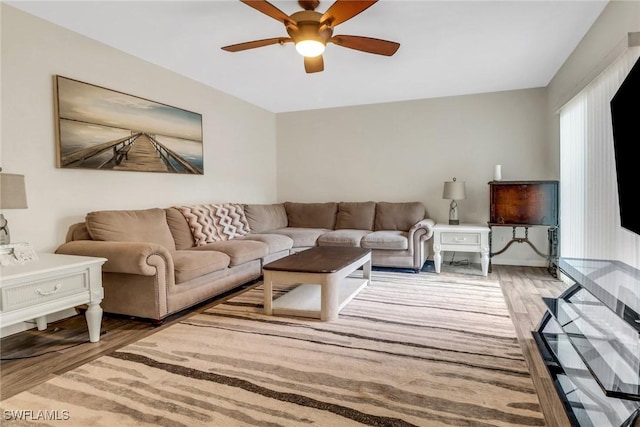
[559, 46, 640, 266]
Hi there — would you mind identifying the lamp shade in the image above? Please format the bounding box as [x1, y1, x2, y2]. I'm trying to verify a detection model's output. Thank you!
[442, 179, 466, 200]
[0, 173, 28, 209]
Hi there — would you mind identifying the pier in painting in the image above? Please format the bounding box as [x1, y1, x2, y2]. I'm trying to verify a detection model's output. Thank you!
[59, 132, 202, 174]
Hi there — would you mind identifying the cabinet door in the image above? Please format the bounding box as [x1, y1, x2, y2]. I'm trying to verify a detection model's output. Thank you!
[489, 181, 558, 226]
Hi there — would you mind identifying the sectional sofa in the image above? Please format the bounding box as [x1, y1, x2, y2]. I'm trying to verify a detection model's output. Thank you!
[55, 201, 434, 321]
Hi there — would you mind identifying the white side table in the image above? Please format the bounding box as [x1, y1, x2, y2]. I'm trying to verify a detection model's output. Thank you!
[433, 223, 490, 276]
[0, 253, 107, 342]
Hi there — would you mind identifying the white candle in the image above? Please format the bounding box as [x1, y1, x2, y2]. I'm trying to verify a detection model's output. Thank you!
[494, 165, 502, 181]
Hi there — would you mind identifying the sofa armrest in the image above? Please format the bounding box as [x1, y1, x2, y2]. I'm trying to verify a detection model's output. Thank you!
[55, 240, 174, 277]
[407, 219, 435, 269]
[408, 219, 436, 242]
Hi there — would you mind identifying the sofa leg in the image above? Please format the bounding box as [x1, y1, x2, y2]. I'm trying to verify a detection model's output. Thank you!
[414, 268, 420, 273]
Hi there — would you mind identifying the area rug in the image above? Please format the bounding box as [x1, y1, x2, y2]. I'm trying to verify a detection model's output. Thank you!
[0, 271, 545, 426]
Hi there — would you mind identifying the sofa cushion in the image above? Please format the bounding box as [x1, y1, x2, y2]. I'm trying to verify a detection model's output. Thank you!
[374, 202, 426, 231]
[172, 250, 230, 284]
[239, 233, 293, 254]
[270, 227, 330, 247]
[166, 207, 195, 250]
[243, 204, 288, 233]
[175, 203, 251, 246]
[335, 201, 376, 230]
[86, 208, 176, 250]
[191, 239, 269, 266]
[317, 229, 371, 247]
[361, 231, 409, 250]
[284, 202, 338, 229]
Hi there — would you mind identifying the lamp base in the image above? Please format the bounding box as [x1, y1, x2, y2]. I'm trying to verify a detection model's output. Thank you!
[448, 200, 460, 226]
[0, 214, 9, 245]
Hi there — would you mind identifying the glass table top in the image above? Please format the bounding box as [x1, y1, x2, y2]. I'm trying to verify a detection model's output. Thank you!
[545, 289, 640, 400]
[541, 316, 640, 426]
[559, 258, 640, 332]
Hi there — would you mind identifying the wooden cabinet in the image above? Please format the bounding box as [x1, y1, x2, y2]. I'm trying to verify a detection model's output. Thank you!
[488, 180, 559, 275]
[489, 180, 558, 226]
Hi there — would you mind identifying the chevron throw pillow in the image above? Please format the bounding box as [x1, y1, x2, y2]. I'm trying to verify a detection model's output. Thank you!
[176, 203, 251, 246]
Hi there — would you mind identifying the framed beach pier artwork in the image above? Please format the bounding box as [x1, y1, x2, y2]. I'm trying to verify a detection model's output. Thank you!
[54, 76, 203, 174]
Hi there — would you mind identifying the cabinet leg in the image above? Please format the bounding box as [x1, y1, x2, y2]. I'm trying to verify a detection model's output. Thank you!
[35, 316, 47, 331]
[85, 301, 103, 343]
[434, 244, 442, 274]
[481, 247, 489, 276]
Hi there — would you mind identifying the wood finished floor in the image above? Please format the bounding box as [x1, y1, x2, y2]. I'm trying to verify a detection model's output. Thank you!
[0, 265, 571, 426]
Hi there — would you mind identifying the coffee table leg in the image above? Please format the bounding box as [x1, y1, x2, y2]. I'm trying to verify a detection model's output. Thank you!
[363, 257, 372, 282]
[263, 271, 273, 315]
[321, 275, 339, 321]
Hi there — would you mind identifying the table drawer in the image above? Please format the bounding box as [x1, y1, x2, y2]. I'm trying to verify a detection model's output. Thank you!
[1, 271, 88, 311]
[440, 232, 481, 246]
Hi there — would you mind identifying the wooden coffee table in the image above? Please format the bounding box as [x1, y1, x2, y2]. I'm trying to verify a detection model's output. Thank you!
[263, 246, 371, 321]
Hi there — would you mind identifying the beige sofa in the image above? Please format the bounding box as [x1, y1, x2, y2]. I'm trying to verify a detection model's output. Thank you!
[55, 201, 434, 321]
[244, 202, 433, 270]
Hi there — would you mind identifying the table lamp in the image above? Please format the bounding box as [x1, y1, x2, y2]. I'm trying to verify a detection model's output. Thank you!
[442, 177, 466, 225]
[0, 172, 28, 245]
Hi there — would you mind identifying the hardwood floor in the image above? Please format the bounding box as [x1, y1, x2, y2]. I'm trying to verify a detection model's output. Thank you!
[0, 266, 571, 425]
[492, 265, 571, 427]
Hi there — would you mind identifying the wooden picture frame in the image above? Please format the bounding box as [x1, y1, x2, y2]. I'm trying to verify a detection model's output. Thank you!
[54, 76, 203, 174]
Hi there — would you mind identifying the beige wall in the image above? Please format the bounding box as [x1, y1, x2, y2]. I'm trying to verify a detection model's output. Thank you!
[276, 89, 553, 266]
[548, 1, 640, 113]
[547, 1, 640, 168]
[1, 5, 277, 252]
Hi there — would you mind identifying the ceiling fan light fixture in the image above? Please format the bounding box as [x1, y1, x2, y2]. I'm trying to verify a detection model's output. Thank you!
[295, 39, 325, 57]
[222, 0, 400, 72]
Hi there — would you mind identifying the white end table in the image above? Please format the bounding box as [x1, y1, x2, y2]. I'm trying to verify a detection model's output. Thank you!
[0, 253, 107, 342]
[433, 223, 490, 276]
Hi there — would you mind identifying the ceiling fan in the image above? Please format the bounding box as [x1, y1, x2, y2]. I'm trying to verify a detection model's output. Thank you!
[221, 0, 400, 73]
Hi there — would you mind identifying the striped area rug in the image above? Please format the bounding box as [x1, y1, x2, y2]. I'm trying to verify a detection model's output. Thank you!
[1, 271, 545, 426]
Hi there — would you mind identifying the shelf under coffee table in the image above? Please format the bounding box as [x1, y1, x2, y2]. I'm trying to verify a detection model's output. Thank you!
[262, 247, 372, 321]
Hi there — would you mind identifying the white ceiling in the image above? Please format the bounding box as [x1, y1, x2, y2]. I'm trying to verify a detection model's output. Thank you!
[7, 0, 608, 113]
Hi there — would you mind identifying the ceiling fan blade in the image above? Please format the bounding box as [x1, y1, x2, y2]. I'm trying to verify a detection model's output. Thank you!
[240, 0, 294, 25]
[221, 37, 292, 52]
[304, 55, 324, 73]
[320, 0, 377, 27]
[330, 35, 400, 56]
